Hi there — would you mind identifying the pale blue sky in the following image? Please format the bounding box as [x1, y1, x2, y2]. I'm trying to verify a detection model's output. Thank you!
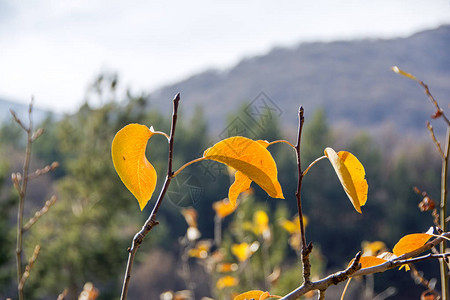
[0, 0, 449, 112]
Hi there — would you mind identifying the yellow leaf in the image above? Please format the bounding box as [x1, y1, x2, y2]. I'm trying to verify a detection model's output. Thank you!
[213, 198, 237, 219]
[216, 262, 238, 273]
[111, 124, 157, 210]
[231, 242, 259, 262]
[188, 240, 211, 259]
[229, 171, 253, 206]
[324, 148, 368, 213]
[392, 66, 418, 81]
[254, 210, 269, 235]
[359, 256, 387, 268]
[362, 241, 387, 256]
[216, 276, 238, 290]
[234, 290, 265, 300]
[233, 290, 281, 300]
[204, 137, 284, 199]
[393, 233, 433, 257]
[280, 215, 308, 234]
[232, 243, 252, 262]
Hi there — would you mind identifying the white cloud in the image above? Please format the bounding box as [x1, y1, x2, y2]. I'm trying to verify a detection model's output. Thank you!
[0, 0, 449, 112]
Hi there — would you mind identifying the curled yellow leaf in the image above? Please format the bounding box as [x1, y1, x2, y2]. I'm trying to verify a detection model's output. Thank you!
[229, 170, 253, 206]
[393, 233, 433, 257]
[324, 147, 368, 213]
[204, 137, 284, 199]
[112, 124, 157, 211]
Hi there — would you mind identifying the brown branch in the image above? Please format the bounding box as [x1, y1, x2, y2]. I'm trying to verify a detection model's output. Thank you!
[281, 252, 362, 299]
[13, 100, 34, 300]
[352, 232, 450, 277]
[439, 126, 449, 299]
[294, 106, 312, 284]
[22, 195, 57, 232]
[281, 232, 450, 300]
[418, 81, 450, 126]
[120, 93, 180, 300]
[18, 244, 40, 291]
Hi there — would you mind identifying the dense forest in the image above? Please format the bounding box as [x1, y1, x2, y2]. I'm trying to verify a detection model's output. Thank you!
[0, 70, 445, 299]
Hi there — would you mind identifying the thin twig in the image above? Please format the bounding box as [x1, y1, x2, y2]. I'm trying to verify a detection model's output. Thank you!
[120, 93, 180, 300]
[418, 80, 450, 126]
[13, 101, 34, 300]
[22, 195, 57, 232]
[281, 252, 361, 299]
[352, 232, 450, 277]
[427, 121, 445, 158]
[439, 126, 449, 299]
[18, 244, 40, 290]
[26, 161, 59, 180]
[294, 107, 312, 283]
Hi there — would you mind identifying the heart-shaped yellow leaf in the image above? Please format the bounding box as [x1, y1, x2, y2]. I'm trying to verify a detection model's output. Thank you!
[204, 137, 284, 199]
[324, 147, 368, 213]
[111, 124, 157, 211]
[393, 233, 433, 257]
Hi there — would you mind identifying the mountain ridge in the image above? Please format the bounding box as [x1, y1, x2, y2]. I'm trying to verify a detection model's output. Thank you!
[148, 25, 450, 136]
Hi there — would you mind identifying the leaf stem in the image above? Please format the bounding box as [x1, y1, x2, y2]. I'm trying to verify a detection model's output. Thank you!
[153, 130, 170, 141]
[303, 156, 327, 177]
[120, 93, 180, 300]
[268, 139, 296, 149]
[172, 157, 206, 178]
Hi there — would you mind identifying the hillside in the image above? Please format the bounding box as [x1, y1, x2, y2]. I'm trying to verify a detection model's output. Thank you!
[149, 25, 450, 136]
[0, 98, 52, 125]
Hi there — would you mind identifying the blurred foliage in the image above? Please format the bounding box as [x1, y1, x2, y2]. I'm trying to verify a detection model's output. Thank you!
[0, 72, 443, 299]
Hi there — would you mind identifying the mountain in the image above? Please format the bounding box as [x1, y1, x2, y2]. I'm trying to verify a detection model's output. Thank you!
[149, 25, 450, 137]
[0, 98, 53, 125]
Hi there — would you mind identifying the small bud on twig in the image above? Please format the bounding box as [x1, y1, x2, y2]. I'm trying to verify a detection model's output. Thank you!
[31, 128, 44, 141]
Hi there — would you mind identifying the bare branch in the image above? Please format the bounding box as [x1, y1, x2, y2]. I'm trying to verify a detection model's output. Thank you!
[120, 93, 181, 300]
[23, 195, 57, 232]
[281, 252, 361, 299]
[352, 232, 450, 277]
[18, 244, 40, 290]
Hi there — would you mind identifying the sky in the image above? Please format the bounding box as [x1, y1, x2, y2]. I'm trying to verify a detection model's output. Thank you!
[0, 0, 449, 113]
